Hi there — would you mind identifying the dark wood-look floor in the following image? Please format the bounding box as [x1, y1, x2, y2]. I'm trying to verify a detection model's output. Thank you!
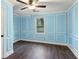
[5, 41, 77, 59]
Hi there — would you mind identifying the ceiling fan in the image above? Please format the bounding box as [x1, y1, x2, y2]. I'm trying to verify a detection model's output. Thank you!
[16, 0, 46, 11]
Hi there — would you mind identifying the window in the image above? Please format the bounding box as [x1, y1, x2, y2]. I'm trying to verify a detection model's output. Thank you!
[35, 17, 45, 34]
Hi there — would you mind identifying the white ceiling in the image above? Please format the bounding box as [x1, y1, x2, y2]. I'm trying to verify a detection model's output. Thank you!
[8, 0, 77, 15]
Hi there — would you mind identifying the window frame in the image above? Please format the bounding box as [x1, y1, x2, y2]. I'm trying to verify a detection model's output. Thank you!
[35, 16, 45, 34]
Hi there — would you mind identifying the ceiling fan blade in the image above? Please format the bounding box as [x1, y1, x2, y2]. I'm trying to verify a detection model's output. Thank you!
[29, 0, 33, 5]
[16, 0, 27, 5]
[36, 5, 46, 8]
[21, 7, 28, 10]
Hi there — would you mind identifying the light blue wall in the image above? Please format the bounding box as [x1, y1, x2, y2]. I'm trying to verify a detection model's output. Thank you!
[13, 2, 78, 53]
[13, 15, 21, 40]
[14, 12, 67, 43]
[55, 13, 66, 43]
[67, 2, 78, 52]
[13, 1, 78, 55]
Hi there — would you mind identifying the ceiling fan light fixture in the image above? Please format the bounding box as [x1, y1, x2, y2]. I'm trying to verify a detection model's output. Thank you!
[28, 6, 35, 9]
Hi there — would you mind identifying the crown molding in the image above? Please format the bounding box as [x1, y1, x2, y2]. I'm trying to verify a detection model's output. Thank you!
[67, 0, 78, 12]
[15, 10, 67, 16]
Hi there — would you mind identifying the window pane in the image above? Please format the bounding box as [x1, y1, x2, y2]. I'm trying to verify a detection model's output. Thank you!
[36, 18, 44, 33]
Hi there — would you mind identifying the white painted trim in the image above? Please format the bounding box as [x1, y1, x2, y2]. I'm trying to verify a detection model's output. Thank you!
[13, 13, 20, 16]
[3, 49, 13, 58]
[34, 11, 67, 15]
[67, 44, 78, 58]
[13, 39, 20, 43]
[68, 34, 78, 40]
[6, 1, 14, 7]
[67, 0, 78, 12]
[16, 10, 67, 16]
[20, 39, 67, 46]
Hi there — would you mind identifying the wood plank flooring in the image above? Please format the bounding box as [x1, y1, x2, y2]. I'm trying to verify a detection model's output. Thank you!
[4, 41, 77, 59]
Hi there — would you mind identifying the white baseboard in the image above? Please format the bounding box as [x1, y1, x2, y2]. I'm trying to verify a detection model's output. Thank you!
[3, 49, 13, 58]
[20, 39, 67, 46]
[13, 39, 20, 43]
[67, 44, 78, 58]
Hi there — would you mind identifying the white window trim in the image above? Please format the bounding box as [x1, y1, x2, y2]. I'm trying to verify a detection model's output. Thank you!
[35, 16, 46, 34]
